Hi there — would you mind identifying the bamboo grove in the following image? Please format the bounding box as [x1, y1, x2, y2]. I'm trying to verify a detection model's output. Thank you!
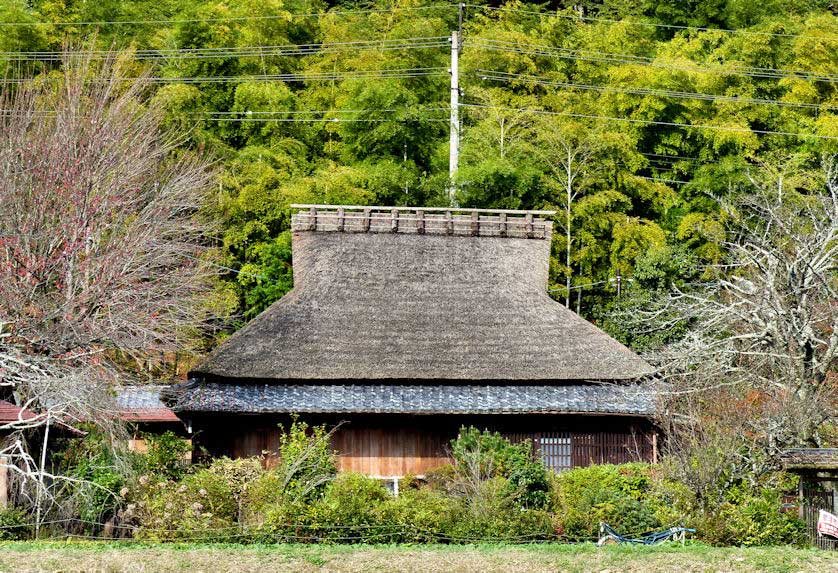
[2, 0, 837, 338]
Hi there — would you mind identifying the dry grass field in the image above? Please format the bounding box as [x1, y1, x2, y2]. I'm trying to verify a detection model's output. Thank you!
[0, 542, 835, 573]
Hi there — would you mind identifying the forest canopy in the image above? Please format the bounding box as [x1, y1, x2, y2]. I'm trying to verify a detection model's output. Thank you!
[1, 0, 837, 336]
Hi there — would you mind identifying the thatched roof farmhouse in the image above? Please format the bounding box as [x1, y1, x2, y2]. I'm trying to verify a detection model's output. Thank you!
[166, 205, 657, 478]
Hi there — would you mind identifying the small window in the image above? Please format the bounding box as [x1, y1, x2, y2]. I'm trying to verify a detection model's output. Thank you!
[538, 435, 572, 472]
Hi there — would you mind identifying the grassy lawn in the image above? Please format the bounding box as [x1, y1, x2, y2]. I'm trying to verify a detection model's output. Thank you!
[0, 542, 835, 573]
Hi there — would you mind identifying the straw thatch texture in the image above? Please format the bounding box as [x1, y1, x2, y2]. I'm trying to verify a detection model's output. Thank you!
[165, 380, 655, 416]
[193, 211, 652, 382]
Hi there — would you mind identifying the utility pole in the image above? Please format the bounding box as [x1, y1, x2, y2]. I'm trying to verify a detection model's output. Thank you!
[448, 30, 459, 205]
[616, 268, 622, 298]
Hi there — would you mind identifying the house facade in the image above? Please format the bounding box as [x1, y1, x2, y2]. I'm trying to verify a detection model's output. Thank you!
[165, 205, 657, 478]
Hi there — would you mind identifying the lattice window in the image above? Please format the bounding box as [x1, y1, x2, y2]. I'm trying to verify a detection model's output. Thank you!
[537, 434, 573, 472]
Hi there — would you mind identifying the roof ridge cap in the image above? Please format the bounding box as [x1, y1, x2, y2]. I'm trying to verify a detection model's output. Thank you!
[291, 205, 554, 240]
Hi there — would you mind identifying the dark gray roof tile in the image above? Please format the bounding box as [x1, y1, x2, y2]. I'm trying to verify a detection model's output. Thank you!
[164, 381, 656, 416]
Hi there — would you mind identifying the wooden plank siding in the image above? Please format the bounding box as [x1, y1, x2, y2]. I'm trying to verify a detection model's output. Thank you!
[194, 414, 656, 477]
[331, 427, 449, 476]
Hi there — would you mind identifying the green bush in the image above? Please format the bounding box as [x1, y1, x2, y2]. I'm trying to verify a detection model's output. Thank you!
[129, 468, 238, 541]
[203, 457, 263, 518]
[0, 508, 31, 540]
[244, 418, 336, 519]
[143, 431, 192, 480]
[703, 486, 806, 547]
[52, 426, 130, 531]
[308, 473, 390, 542]
[257, 473, 388, 543]
[242, 419, 337, 533]
[450, 427, 550, 509]
[378, 487, 456, 543]
[551, 463, 670, 540]
[446, 476, 556, 542]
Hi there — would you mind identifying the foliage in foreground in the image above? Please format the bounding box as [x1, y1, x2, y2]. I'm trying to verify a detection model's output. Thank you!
[123, 426, 804, 546]
[1, 423, 807, 547]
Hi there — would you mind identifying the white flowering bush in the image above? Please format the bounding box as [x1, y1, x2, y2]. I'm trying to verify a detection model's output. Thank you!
[126, 468, 238, 541]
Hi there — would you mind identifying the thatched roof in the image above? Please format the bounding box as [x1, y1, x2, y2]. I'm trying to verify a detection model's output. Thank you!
[780, 448, 838, 471]
[192, 205, 653, 383]
[165, 380, 655, 416]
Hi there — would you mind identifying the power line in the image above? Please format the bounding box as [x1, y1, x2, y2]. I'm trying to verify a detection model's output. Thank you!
[0, 68, 449, 85]
[636, 175, 692, 185]
[0, 37, 452, 62]
[473, 69, 838, 111]
[460, 102, 838, 140]
[466, 39, 838, 83]
[465, 4, 838, 42]
[0, 4, 458, 27]
[179, 253, 276, 283]
[204, 117, 449, 123]
[199, 107, 450, 116]
[548, 278, 631, 292]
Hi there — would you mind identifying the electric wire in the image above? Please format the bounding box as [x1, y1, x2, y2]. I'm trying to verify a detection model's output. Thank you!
[0, 4, 459, 27]
[465, 4, 838, 42]
[473, 68, 838, 111]
[460, 102, 838, 140]
[465, 39, 838, 83]
[0, 67, 450, 85]
[0, 37, 452, 62]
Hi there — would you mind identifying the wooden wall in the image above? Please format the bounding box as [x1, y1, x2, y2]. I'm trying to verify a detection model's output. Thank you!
[194, 413, 655, 477]
[331, 426, 449, 476]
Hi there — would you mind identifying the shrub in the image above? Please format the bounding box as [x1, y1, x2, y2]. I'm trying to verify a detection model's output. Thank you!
[450, 427, 550, 509]
[242, 419, 337, 530]
[378, 488, 456, 543]
[52, 426, 131, 531]
[445, 476, 555, 542]
[702, 486, 806, 547]
[204, 457, 263, 518]
[129, 468, 238, 541]
[551, 463, 669, 540]
[308, 473, 390, 542]
[274, 418, 337, 503]
[257, 473, 389, 543]
[143, 431, 192, 480]
[0, 508, 31, 540]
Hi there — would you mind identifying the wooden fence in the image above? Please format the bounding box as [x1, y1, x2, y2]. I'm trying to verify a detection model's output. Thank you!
[801, 488, 838, 550]
[505, 431, 655, 472]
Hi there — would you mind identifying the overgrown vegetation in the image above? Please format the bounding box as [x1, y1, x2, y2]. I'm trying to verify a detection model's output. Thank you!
[1, 423, 805, 547]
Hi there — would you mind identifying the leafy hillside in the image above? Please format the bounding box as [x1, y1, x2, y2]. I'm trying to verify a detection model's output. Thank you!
[3, 0, 837, 335]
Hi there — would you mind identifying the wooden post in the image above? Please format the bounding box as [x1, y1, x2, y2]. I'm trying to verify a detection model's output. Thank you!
[652, 433, 658, 464]
[362, 208, 371, 232]
[308, 206, 317, 231]
[0, 456, 7, 509]
[337, 207, 345, 232]
[499, 213, 507, 237]
[525, 213, 533, 238]
[446, 210, 454, 235]
[416, 210, 425, 234]
[391, 208, 399, 233]
[799, 476, 805, 520]
[470, 211, 479, 236]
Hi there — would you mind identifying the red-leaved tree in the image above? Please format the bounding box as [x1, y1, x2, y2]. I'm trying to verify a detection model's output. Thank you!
[0, 52, 216, 529]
